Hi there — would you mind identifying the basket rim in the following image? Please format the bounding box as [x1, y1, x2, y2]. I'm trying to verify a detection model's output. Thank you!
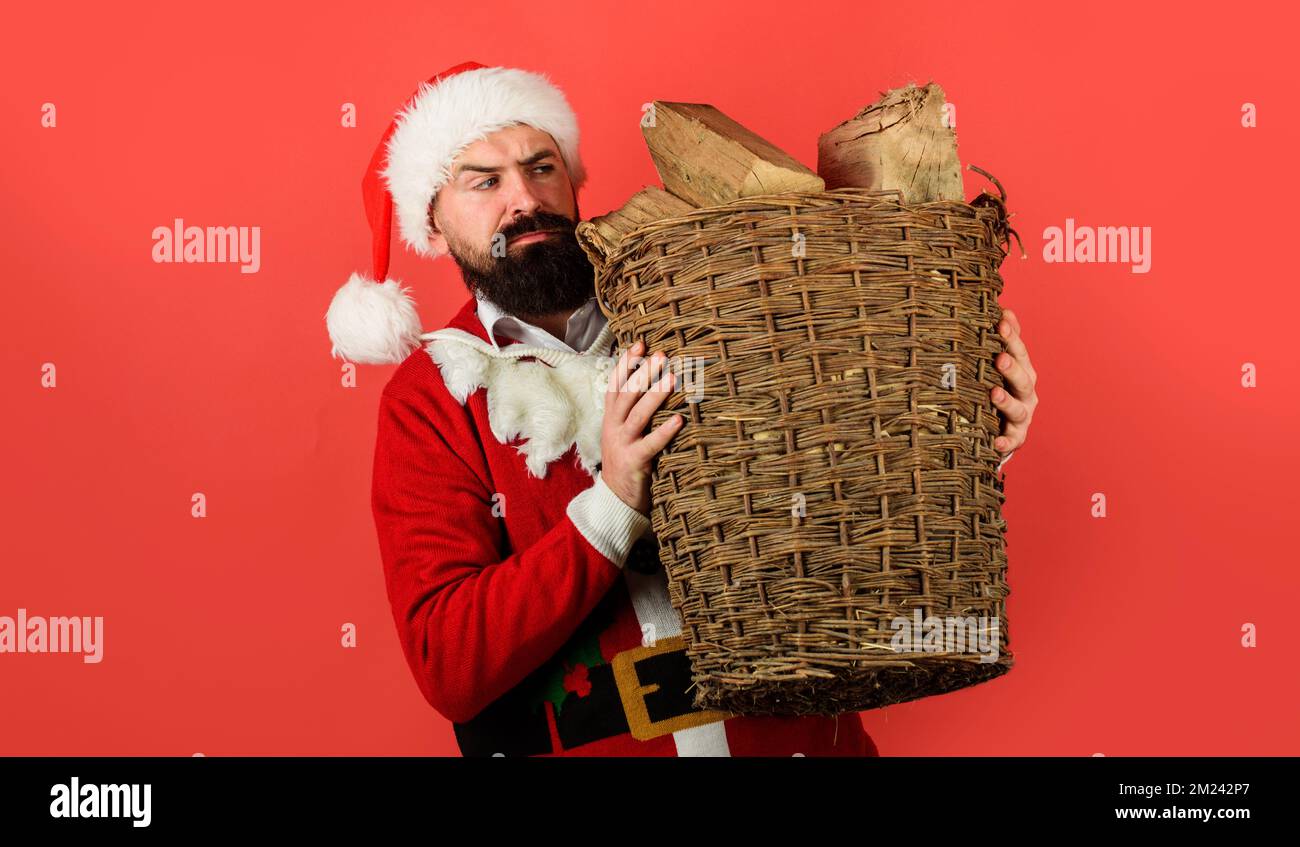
[578, 185, 1014, 281]
[577, 164, 1014, 268]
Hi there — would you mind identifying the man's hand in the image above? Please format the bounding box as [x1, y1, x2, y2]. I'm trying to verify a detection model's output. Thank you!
[990, 308, 1038, 457]
[600, 339, 683, 515]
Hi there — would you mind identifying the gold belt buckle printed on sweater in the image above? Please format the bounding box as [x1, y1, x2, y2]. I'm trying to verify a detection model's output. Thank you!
[610, 635, 733, 741]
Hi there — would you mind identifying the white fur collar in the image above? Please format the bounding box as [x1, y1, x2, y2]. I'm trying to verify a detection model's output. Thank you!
[422, 326, 616, 479]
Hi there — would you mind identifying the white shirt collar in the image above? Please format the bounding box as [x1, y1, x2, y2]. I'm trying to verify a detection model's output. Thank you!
[474, 292, 605, 353]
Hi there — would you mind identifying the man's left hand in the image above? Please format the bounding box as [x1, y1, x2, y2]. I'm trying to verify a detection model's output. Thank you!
[990, 308, 1038, 458]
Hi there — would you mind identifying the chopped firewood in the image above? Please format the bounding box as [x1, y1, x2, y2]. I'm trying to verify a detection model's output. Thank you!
[817, 82, 964, 203]
[576, 186, 696, 259]
[641, 101, 824, 208]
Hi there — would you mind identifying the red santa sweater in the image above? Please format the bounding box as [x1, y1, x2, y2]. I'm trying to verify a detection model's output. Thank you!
[370, 295, 880, 757]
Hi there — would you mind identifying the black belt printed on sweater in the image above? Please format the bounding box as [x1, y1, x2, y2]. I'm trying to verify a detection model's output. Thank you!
[452, 538, 731, 756]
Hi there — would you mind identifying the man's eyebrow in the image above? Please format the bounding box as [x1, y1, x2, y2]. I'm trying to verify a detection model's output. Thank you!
[455, 150, 557, 178]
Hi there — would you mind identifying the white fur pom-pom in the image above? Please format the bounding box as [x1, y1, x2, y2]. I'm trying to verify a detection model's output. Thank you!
[326, 273, 423, 365]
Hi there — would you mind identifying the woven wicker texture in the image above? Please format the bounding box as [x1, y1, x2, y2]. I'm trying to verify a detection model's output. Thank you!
[577, 182, 1018, 716]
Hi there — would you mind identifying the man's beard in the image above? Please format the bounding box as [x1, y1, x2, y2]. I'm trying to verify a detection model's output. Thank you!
[446, 208, 596, 322]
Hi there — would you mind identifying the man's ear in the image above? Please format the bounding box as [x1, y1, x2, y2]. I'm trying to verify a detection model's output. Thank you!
[426, 201, 449, 257]
[427, 230, 449, 258]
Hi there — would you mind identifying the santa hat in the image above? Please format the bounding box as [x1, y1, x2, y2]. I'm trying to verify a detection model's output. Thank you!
[325, 61, 587, 365]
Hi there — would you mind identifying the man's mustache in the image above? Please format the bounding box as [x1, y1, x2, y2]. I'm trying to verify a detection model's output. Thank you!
[499, 212, 576, 244]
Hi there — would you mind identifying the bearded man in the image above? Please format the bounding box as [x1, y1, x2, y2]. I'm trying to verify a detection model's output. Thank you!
[325, 63, 1037, 756]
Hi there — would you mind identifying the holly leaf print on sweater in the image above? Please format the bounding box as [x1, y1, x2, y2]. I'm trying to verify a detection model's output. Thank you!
[539, 635, 605, 716]
[531, 590, 620, 716]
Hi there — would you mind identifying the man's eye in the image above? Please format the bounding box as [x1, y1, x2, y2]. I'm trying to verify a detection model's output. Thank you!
[474, 166, 549, 190]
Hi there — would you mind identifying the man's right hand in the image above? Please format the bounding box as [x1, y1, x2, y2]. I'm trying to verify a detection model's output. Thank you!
[600, 339, 682, 516]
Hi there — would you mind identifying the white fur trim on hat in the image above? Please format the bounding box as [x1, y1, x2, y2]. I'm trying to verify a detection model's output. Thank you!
[381, 66, 586, 258]
[326, 273, 423, 365]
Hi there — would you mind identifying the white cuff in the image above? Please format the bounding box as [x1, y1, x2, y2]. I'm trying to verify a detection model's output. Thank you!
[566, 474, 652, 568]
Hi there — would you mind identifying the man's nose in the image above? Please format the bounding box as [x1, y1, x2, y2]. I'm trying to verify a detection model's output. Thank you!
[503, 169, 543, 220]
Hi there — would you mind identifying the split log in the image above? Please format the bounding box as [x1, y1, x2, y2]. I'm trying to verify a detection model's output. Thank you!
[641, 101, 824, 208]
[576, 186, 696, 259]
[817, 82, 964, 203]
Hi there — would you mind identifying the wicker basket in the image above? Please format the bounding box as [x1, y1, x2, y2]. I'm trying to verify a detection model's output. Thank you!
[576, 174, 1019, 716]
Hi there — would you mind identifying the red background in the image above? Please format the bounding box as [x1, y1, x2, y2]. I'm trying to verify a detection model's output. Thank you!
[3, 1, 1296, 755]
